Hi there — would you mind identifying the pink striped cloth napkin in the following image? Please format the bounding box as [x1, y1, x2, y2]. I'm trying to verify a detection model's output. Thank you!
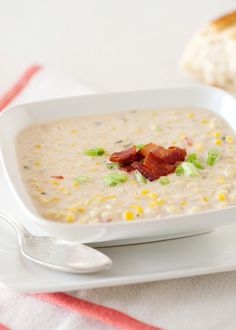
[1, 66, 236, 330]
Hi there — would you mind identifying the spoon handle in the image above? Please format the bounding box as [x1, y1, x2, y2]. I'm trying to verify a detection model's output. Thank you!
[0, 210, 21, 234]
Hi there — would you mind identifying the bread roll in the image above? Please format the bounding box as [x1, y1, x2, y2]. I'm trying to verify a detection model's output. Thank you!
[182, 11, 236, 92]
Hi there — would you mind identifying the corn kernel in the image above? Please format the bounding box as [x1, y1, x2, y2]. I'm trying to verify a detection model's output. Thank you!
[217, 193, 226, 201]
[129, 204, 143, 215]
[49, 179, 60, 185]
[34, 160, 41, 166]
[58, 186, 70, 194]
[97, 195, 116, 202]
[201, 196, 209, 202]
[149, 192, 158, 199]
[179, 200, 187, 206]
[70, 129, 78, 133]
[148, 198, 165, 207]
[171, 140, 177, 145]
[46, 211, 63, 220]
[217, 176, 225, 184]
[72, 181, 80, 187]
[140, 189, 149, 195]
[225, 135, 233, 144]
[65, 214, 75, 222]
[213, 132, 221, 137]
[124, 211, 134, 221]
[187, 112, 195, 118]
[34, 144, 42, 149]
[156, 198, 165, 205]
[67, 206, 85, 213]
[201, 119, 208, 124]
[50, 197, 60, 203]
[215, 139, 222, 145]
[148, 202, 157, 208]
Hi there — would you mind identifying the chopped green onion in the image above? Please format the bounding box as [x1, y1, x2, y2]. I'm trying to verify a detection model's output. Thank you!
[159, 176, 170, 185]
[206, 148, 220, 166]
[73, 175, 90, 183]
[182, 162, 200, 177]
[186, 153, 204, 169]
[84, 147, 105, 156]
[103, 172, 128, 186]
[186, 153, 197, 163]
[134, 170, 147, 184]
[193, 160, 204, 169]
[150, 124, 163, 132]
[175, 165, 184, 176]
[106, 162, 118, 170]
[135, 144, 145, 150]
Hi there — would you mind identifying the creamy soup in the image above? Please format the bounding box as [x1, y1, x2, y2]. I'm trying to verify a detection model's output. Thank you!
[16, 108, 236, 223]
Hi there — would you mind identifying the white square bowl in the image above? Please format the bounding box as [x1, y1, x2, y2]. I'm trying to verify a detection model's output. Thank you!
[1, 87, 236, 244]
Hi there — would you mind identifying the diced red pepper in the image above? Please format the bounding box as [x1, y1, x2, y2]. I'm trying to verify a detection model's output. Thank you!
[51, 175, 64, 179]
[184, 136, 192, 146]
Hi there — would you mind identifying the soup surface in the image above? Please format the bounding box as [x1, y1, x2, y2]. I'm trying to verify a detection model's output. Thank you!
[16, 108, 236, 223]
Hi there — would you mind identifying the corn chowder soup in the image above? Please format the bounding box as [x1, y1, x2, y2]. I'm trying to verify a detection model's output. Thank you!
[16, 108, 236, 224]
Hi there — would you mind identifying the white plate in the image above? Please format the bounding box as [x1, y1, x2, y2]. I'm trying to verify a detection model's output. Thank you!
[1, 147, 236, 292]
[1, 87, 236, 243]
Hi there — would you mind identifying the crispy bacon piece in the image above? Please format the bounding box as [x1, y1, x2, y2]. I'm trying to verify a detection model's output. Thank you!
[140, 144, 186, 165]
[151, 146, 186, 165]
[138, 143, 159, 157]
[109, 142, 186, 182]
[110, 146, 137, 164]
[132, 161, 175, 181]
[143, 151, 161, 169]
[119, 164, 134, 172]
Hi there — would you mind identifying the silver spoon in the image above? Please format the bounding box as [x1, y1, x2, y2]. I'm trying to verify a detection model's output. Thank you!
[0, 210, 112, 273]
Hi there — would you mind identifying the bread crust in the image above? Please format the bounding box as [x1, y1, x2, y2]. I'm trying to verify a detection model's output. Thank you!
[182, 9, 236, 93]
[211, 10, 236, 31]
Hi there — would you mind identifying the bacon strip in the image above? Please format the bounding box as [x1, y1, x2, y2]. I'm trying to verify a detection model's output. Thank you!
[152, 146, 186, 165]
[143, 151, 161, 169]
[138, 143, 159, 157]
[132, 161, 175, 181]
[119, 164, 134, 172]
[109, 146, 137, 163]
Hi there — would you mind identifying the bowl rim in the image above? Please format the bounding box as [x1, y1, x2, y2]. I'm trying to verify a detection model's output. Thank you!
[1, 85, 236, 229]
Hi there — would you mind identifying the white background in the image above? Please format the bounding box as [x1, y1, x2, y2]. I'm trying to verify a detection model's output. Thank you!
[0, 0, 235, 92]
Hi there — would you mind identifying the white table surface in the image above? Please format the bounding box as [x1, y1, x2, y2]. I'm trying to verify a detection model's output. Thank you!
[0, 0, 235, 92]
